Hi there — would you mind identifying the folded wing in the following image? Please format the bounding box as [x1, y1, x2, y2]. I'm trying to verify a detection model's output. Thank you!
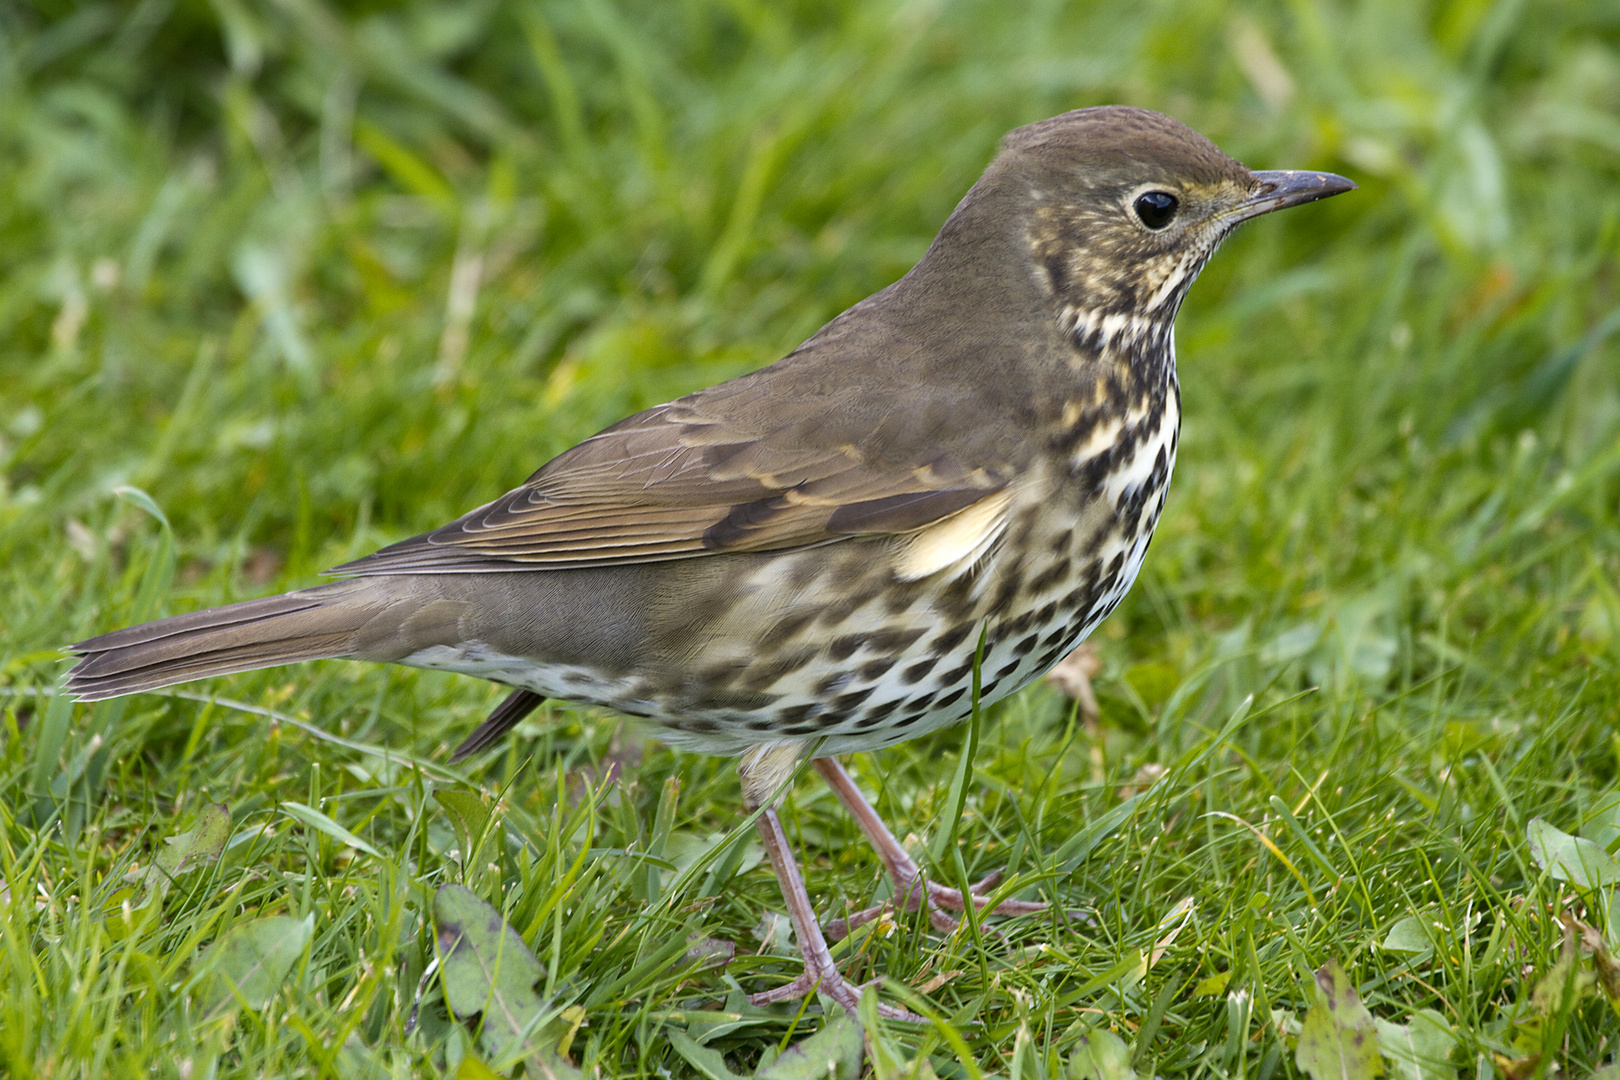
[333, 367, 1016, 576]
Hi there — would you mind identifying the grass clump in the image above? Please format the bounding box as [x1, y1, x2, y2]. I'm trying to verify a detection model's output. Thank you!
[2, 1, 1619, 1076]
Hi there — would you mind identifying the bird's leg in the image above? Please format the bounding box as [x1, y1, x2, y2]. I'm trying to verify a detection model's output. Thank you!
[812, 756, 1047, 940]
[738, 743, 918, 1020]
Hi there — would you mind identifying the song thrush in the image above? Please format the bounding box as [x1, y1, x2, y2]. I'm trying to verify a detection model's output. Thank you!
[66, 106, 1353, 1016]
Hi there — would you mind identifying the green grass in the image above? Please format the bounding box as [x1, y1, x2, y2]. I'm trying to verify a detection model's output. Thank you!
[2, 0, 1619, 1076]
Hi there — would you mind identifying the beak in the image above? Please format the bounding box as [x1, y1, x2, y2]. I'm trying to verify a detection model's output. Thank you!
[1229, 170, 1357, 222]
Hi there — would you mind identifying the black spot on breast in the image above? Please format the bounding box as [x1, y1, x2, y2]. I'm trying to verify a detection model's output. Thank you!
[740, 646, 821, 692]
[786, 556, 824, 591]
[760, 610, 817, 651]
[1011, 510, 1037, 548]
[829, 634, 868, 661]
[710, 690, 783, 713]
[816, 671, 852, 695]
[1013, 633, 1040, 655]
[1073, 455, 1111, 488]
[932, 621, 977, 654]
[782, 723, 821, 736]
[854, 713, 886, 729]
[1050, 528, 1074, 554]
[832, 687, 876, 711]
[934, 687, 968, 711]
[1029, 557, 1071, 595]
[884, 588, 915, 615]
[1120, 500, 1145, 536]
[817, 586, 879, 627]
[939, 660, 974, 686]
[991, 567, 1025, 612]
[775, 702, 823, 724]
[869, 627, 927, 653]
[1036, 641, 1070, 671]
[859, 656, 899, 681]
[902, 692, 937, 712]
[937, 574, 976, 612]
[895, 712, 925, 728]
[901, 657, 938, 684]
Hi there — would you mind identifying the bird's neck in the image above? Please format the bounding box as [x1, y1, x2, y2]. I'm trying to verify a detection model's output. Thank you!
[1061, 304, 1179, 394]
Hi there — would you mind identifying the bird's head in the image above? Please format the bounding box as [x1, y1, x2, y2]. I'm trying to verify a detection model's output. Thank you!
[981, 106, 1355, 352]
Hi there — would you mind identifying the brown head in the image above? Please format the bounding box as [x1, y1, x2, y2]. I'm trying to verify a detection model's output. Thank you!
[997, 107, 1354, 330]
[904, 106, 1354, 369]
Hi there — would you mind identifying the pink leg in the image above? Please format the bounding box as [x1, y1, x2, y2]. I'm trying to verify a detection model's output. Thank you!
[735, 742, 919, 1019]
[812, 756, 1048, 940]
[747, 805, 920, 1020]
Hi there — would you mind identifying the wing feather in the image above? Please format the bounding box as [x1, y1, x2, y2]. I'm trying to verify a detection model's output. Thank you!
[332, 354, 1017, 577]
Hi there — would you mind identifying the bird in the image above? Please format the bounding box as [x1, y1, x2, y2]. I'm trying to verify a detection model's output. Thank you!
[65, 106, 1353, 1017]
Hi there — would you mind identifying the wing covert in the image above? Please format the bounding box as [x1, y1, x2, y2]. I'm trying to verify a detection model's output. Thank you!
[332, 377, 1014, 577]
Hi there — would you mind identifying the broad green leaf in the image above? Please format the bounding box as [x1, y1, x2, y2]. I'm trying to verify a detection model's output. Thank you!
[1581, 791, 1620, 854]
[197, 914, 313, 1014]
[1375, 1010, 1456, 1080]
[155, 802, 232, 880]
[755, 1012, 863, 1080]
[679, 989, 776, 1044]
[684, 936, 735, 971]
[1296, 960, 1383, 1080]
[1380, 916, 1437, 957]
[1527, 818, 1620, 889]
[1069, 1024, 1139, 1080]
[668, 1029, 743, 1080]
[455, 1057, 505, 1080]
[1194, 971, 1233, 996]
[436, 787, 492, 853]
[281, 800, 383, 859]
[108, 803, 232, 931]
[433, 885, 577, 1077]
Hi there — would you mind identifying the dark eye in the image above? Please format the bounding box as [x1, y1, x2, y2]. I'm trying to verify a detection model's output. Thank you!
[1134, 191, 1179, 229]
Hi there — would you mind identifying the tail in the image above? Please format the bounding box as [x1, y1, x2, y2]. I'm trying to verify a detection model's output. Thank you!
[65, 579, 396, 701]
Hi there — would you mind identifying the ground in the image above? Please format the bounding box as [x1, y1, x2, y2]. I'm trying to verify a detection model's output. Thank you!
[1, 1, 1618, 1077]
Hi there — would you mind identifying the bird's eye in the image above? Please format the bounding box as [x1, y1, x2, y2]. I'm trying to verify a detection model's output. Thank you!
[1134, 191, 1179, 230]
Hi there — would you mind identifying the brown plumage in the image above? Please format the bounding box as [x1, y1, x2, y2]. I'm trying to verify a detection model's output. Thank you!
[66, 106, 1353, 1017]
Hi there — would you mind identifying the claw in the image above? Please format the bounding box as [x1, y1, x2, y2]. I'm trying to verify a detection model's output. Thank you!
[747, 969, 923, 1022]
[825, 875, 1048, 941]
[813, 757, 1056, 942]
[743, 794, 925, 1019]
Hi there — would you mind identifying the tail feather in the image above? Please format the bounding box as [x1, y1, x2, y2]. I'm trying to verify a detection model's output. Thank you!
[70, 593, 330, 654]
[66, 581, 388, 701]
[452, 688, 547, 760]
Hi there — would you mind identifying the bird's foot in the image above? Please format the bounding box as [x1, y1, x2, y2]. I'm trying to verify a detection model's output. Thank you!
[747, 964, 922, 1021]
[824, 869, 1048, 940]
